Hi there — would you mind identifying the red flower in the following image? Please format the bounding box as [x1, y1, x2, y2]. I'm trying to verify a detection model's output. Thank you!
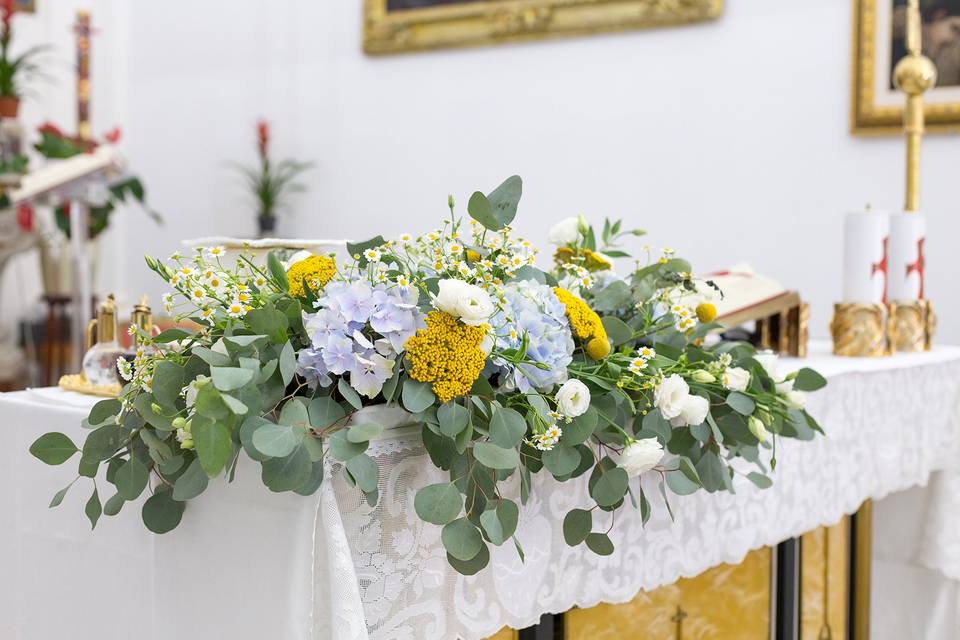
[16, 202, 33, 233]
[256, 119, 270, 159]
[103, 127, 122, 144]
[38, 121, 65, 137]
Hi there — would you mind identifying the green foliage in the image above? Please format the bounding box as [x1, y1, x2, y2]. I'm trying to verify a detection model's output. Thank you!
[29, 432, 78, 465]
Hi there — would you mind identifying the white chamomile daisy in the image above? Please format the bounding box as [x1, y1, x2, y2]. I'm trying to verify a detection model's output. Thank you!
[629, 357, 647, 375]
[190, 286, 207, 303]
[199, 307, 215, 323]
[637, 346, 656, 360]
[399, 233, 412, 243]
[364, 248, 382, 263]
[205, 246, 226, 259]
[117, 357, 133, 382]
[226, 300, 246, 318]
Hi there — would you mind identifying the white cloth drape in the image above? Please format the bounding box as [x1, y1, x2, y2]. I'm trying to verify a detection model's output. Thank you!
[2, 342, 960, 640]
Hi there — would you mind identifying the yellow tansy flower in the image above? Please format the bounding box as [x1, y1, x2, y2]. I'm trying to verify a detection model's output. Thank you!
[554, 287, 611, 361]
[695, 302, 718, 323]
[404, 311, 487, 403]
[286, 255, 336, 297]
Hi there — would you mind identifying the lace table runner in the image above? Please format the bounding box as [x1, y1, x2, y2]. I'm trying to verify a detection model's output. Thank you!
[312, 346, 960, 640]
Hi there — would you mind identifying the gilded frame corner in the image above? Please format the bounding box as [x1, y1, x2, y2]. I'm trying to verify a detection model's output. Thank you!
[852, 0, 960, 135]
[363, 0, 724, 55]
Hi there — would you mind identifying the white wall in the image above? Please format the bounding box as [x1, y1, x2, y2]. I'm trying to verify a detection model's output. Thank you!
[7, 0, 960, 344]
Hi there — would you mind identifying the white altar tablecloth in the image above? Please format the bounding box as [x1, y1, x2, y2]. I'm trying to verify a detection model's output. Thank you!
[3, 341, 960, 640]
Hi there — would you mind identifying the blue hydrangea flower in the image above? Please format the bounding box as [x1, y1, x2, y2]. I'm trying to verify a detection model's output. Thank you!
[298, 275, 425, 398]
[491, 279, 574, 393]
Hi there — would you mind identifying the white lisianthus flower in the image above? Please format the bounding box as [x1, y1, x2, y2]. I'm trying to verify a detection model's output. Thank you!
[653, 374, 690, 420]
[722, 367, 751, 392]
[775, 378, 795, 395]
[433, 279, 494, 326]
[669, 394, 710, 427]
[748, 416, 769, 443]
[753, 353, 781, 381]
[555, 379, 591, 418]
[547, 217, 581, 245]
[618, 438, 664, 477]
[784, 390, 808, 409]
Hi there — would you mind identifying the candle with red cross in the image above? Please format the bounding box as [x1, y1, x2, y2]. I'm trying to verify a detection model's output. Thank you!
[842, 209, 889, 304]
[887, 213, 926, 302]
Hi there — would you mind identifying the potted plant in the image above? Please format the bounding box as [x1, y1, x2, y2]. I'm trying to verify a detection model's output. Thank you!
[235, 119, 313, 238]
[0, 0, 47, 118]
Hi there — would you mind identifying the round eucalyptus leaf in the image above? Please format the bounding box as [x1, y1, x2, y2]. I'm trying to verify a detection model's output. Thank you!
[172, 458, 210, 502]
[472, 442, 519, 470]
[114, 458, 149, 501]
[438, 402, 470, 438]
[142, 488, 185, 534]
[414, 483, 462, 525]
[447, 541, 490, 576]
[489, 407, 526, 449]
[345, 454, 379, 493]
[590, 466, 629, 507]
[402, 379, 436, 414]
[542, 446, 580, 477]
[562, 508, 592, 546]
[441, 517, 483, 561]
[252, 423, 303, 458]
[585, 532, 615, 556]
[479, 500, 519, 546]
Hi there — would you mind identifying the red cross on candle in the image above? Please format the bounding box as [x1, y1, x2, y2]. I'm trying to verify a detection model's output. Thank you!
[905, 237, 926, 300]
[871, 236, 889, 303]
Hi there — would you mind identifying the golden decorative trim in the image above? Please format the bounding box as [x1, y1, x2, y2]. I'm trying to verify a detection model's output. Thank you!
[830, 303, 887, 357]
[852, 0, 960, 135]
[364, 0, 724, 55]
[887, 299, 929, 352]
[58, 373, 121, 398]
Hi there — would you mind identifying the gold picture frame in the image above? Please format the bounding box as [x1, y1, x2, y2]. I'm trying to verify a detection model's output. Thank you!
[852, 0, 960, 134]
[363, 0, 723, 55]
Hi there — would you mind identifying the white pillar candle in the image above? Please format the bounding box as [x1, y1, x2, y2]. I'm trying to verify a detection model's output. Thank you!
[887, 212, 926, 301]
[843, 210, 889, 303]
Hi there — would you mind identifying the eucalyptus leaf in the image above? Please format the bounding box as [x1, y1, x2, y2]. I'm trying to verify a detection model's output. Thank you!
[211, 366, 255, 392]
[252, 423, 303, 458]
[585, 532, 614, 556]
[308, 396, 346, 429]
[472, 442, 519, 470]
[29, 432, 79, 465]
[562, 508, 592, 546]
[479, 500, 518, 546]
[142, 487, 185, 534]
[442, 517, 484, 561]
[402, 379, 435, 414]
[172, 458, 209, 501]
[414, 483, 462, 525]
[192, 418, 232, 477]
[489, 407, 526, 448]
[114, 458, 149, 501]
[345, 453, 379, 493]
[84, 486, 102, 529]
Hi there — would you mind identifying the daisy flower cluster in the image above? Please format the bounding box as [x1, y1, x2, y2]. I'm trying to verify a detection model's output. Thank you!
[150, 246, 277, 325]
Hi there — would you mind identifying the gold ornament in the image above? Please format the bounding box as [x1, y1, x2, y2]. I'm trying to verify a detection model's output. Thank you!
[830, 303, 887, 357]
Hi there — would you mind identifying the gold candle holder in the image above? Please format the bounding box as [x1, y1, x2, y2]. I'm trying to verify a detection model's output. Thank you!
[887, 300, 935, 353]
[830, 303, 887, 357]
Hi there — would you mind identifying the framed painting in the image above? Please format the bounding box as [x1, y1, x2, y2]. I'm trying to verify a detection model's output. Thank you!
[363, 0, 723, 55]
[852, 0, 960, 134]
[14, 0, 35, 12]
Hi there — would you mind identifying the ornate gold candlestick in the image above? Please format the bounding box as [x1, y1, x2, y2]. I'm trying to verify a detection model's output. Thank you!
[832, 0, 935, 357]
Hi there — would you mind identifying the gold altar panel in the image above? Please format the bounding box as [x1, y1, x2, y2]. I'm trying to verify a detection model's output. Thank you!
[485, 627, 519, 640]
[566, 547, 772, 639]
[801, 518, 850, 640]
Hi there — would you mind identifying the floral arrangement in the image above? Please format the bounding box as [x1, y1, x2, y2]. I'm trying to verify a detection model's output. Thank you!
[33, 122, 161, 240]
[235, 119, 313, 236]
[29, 176, 826, 575]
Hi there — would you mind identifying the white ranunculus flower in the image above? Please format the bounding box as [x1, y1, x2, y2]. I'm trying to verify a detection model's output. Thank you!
[722, 366, 750, 392]
[653, 374, 690, 420]
[748, 416, 769, 443]
[784, 390, 808, 409]
[618, 438, 664, 477]
[669, 394, 710, 427]
[547, 217, 581, 245]
[555, 379, 590, 418]
[433, 279, 494, 326]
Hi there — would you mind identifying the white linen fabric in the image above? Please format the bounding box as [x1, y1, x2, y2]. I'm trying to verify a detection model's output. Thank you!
[2, 342, 960, 640]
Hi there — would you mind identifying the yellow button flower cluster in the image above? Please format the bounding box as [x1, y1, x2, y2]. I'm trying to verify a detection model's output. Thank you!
[405, 311, 487, 403]
[286, 255, 336, 297]
[553, 247, 613, 272]
[554, 287, 611, 360]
